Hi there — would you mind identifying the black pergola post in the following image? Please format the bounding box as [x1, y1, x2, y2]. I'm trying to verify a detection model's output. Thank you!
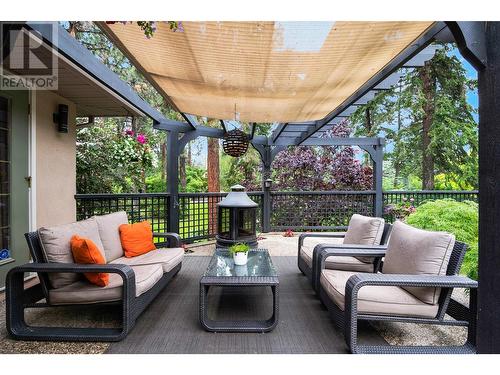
[447, 21, 500, 354]
[477, 22, 500, 354]
[166, 130, 180, 234]
[361, 138, 385, 217]
[261, 145, 272, 233]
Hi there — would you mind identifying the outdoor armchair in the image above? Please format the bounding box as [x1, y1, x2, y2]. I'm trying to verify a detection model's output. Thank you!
[298, 214, 391, 283]
[312, 244, 388, 292]
[317, 221, 478, 354]
[6, 212, 184, 342]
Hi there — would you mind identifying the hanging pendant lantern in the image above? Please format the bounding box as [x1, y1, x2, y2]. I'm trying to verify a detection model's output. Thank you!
[222, 129, 249, 157]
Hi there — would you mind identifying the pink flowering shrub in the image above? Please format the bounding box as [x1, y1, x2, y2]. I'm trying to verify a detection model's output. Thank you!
[384, 197, 416, 221]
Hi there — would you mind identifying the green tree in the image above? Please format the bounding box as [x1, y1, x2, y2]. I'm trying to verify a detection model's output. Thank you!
[76, 120, 153, 193]
[351, 44, 478, 190]
[400, 46, 477, 189]
[64, 22, 183, 193]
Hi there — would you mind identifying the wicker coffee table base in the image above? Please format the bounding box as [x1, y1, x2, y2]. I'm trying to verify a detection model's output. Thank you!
[199, 276, 279, 333]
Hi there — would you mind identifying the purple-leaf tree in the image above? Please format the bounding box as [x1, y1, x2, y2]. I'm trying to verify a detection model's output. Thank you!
[270, 120, 373, 228]
[271, 120, 373, 191]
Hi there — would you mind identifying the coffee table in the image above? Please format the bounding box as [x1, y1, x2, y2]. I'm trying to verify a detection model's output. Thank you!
[199, 249, 279, 333]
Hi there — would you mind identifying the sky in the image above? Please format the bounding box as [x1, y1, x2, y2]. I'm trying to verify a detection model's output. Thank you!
[188, 46, 479, 167]
[451, 48, 478, 117]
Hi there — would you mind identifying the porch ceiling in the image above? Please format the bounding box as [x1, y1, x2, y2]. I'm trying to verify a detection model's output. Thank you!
[99, 21, 435, 123]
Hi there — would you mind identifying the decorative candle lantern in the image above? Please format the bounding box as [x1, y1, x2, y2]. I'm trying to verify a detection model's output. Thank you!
[216, 185, 258, 248]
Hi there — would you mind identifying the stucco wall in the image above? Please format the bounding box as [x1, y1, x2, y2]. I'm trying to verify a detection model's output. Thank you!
[35, 91, 76, 227]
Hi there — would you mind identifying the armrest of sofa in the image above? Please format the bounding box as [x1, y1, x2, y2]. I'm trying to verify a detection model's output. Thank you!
[346, 272, 478, 290]
[6, 262, 136, 305]
[312, 244, 388, 291]
[297, 231, 346, 256]
[153, 232, 181, 248]
[343, 272, 478, 317]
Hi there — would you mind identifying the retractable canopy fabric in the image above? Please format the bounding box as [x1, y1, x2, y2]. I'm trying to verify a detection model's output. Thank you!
[100, 21, 434, 123]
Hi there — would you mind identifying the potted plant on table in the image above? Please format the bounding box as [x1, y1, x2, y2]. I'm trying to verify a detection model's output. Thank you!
[229, 243, 250, 266]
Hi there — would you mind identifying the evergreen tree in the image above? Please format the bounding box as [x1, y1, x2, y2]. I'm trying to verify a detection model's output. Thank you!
[351, 44, 478, 190]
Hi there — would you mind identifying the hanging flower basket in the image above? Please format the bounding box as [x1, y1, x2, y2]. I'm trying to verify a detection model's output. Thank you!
[222, 129, 249, 157]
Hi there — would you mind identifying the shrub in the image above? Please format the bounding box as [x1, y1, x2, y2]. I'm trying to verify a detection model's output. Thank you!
[145, 173, 166, 193]
[406, 199, 478, 280]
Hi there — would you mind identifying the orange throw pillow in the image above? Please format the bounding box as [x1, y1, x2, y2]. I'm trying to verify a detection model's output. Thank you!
[119, 221, 156, 258]
[70, 235, 109, 287]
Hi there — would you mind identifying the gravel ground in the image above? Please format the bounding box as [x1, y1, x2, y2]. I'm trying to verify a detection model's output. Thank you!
[0, 299, 112, 354]
[371, 289, 469, 346]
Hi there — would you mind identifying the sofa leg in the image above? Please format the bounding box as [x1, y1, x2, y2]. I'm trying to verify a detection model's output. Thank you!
[6, 270, 131, 342]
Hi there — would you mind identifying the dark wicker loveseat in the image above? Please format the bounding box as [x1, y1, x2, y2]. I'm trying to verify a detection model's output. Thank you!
[6, 213, 183, 342]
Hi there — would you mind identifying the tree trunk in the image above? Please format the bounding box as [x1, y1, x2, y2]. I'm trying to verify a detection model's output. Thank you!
[131, 116, 138, 134]
[207, 137, 220, 235]
[179, 150, 187, 191]
[67, 22, 77, 37]
[394, 83, 402, 188]
[420, 61, 436, 190]
[161, 142, 166, 181]
[364, 107, 372, 165]
[365, 107, 372, 135]
[187, 142, 192, 166]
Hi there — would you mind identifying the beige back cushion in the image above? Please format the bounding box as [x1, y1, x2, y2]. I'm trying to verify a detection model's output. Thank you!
[383, 221, 455, 304]
[343, 214, 385, 263]
[38, 217, 106, 289]
[94, 211, 128, 262]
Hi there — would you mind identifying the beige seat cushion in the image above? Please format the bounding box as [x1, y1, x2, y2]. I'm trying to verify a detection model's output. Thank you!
[39, 217, 106, 289]
[383, 221, 455, 305]
[94, 211, 128, 262]
[111, 247, 184, 273]
[301, 236, 344, 267]
[300, 246, 374, 273]
[343, 214, 385, 263]
[49, 264, 163, 305]
[321, 269, 439, 318]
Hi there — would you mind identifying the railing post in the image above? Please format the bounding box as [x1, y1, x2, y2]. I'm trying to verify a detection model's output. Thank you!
[166, 131, 180, 234]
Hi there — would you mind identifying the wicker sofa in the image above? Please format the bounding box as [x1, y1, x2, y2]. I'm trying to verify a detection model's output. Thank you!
[6, 211, 184, 342]
[316, 220, 478, 354]
[298, 214, 392, 289]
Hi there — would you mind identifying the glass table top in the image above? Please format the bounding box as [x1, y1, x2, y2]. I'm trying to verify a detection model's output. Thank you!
[204, 249, 278, 278]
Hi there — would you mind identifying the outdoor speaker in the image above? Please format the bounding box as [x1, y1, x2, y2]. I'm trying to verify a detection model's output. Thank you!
[53, 104, 69, 133]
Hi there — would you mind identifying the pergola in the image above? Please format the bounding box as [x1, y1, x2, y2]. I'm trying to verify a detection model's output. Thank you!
[98, 21, 447, 230]
[26, 21, 500, 352]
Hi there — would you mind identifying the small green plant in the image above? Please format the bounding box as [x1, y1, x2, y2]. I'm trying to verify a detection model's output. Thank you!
[229, 243, 250, 255]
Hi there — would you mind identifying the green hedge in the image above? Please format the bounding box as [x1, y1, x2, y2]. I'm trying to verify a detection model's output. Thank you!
[406, 199, 478, 280]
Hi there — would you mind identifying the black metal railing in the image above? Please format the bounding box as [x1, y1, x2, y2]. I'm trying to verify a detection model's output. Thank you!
[177, 192, 263, 242]
[384, 190, 478, 206]
[270, 191, 376, 230]
[75, 193, 170, 235]
[75, 190, 478, 243]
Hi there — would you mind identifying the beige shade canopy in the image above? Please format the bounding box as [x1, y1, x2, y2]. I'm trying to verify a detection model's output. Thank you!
[100, 21, 435, 123]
